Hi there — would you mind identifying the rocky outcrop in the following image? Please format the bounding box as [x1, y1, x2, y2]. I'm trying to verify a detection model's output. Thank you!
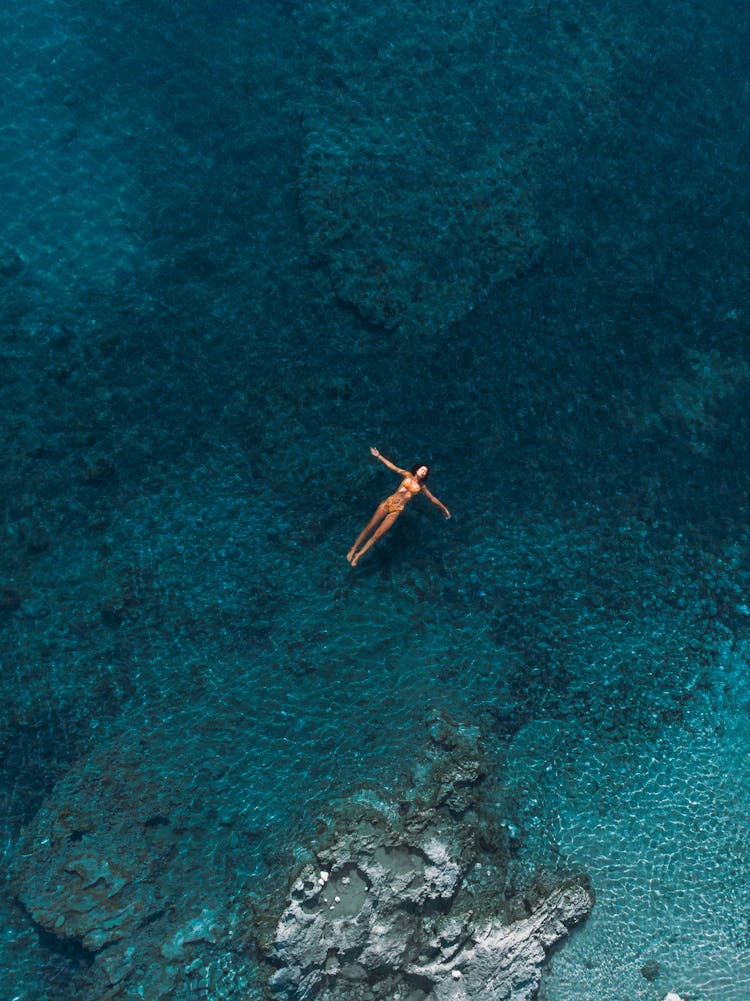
[9, 711, 592, 1001]
[266, 716, 593, 1001]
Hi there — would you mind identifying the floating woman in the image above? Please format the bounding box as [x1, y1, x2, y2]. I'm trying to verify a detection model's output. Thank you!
[346, 446, 451, 567]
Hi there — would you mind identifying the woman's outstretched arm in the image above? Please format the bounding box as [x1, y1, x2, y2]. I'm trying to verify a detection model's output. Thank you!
[370, 446, 410, 477]
[421, 485, 451, 519]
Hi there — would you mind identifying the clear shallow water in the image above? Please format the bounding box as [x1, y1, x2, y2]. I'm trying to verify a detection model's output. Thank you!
[1, 1, 749, 999]
[519, 643, 750, 1001]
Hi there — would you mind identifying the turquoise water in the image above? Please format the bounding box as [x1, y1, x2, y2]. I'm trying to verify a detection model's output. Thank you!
[1, 1, 749, 999]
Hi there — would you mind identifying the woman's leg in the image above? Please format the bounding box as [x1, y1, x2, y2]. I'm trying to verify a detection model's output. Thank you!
[347, 503, 387, 562]
[350, 511, 399, 566]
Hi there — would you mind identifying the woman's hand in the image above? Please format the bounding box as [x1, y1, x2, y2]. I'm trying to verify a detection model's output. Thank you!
[443, 508, 451, 520]
[370, 446, 380, 457]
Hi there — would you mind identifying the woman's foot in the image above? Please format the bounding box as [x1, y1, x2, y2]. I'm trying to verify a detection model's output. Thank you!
[346, 549, 356, 563]
[350, 552, 360, 567]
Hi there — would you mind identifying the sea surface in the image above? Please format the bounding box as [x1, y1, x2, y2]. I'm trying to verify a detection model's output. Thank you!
[1, 1, 749, 999]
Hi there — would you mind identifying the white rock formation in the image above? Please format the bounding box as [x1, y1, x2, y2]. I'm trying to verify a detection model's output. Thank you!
[267, 716, 594, 1001]
[411, 883, 593, 1001]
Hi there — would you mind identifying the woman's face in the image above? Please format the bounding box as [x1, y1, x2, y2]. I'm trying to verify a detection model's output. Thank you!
[415, 465, 429, 480]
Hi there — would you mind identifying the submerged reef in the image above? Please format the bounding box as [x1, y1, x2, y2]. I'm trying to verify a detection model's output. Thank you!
[624, 347, 750, 455]
[295, 0, 632, 334]
[9, 708, 259, 1000]
[10, 712, 591, 1000]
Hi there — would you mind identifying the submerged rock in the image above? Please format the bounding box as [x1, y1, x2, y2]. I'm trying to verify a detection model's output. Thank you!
[8, 711, 258, 1001]
[295, 0, 634, 335]
[641, 957, 660, 981]
[265, 716, 593, 1001]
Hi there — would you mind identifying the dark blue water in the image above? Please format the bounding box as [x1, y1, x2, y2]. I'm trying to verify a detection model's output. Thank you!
[1, 1, 749, 999]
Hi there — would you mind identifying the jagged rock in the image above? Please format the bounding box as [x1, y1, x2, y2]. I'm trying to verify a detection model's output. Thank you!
[266, 716, 593, 1000]
[413, 882, 593, 1001]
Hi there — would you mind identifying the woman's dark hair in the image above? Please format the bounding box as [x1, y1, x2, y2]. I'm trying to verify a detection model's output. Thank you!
[411, 463, 429, 481]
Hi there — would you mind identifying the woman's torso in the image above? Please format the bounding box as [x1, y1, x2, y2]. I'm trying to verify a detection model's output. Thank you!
[388, 476, 421, 507]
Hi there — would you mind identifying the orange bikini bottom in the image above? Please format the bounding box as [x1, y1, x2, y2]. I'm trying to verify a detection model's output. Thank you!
[384, 495, 406, 514]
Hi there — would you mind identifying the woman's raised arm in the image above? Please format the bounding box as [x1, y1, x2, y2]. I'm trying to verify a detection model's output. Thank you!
[370, 446, 410, 477]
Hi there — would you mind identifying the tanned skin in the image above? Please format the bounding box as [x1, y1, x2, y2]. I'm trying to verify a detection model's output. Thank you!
[346, 447, 450, 567]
